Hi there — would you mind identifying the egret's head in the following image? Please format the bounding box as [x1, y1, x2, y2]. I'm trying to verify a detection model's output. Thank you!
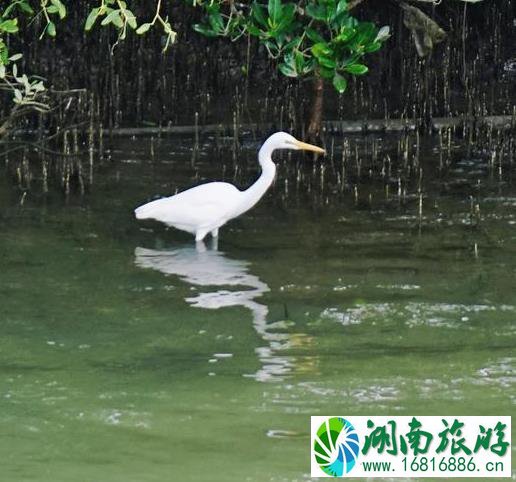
[265, 131, 325, 154]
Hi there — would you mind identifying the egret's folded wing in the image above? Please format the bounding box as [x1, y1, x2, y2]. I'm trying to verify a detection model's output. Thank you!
[135, 182, 241, 229]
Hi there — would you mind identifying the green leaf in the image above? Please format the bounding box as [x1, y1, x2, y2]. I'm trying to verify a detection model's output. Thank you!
[354, 22, 376, 45]
[113, 12, 124, 28]
[335, 26, 355, 43]
[332, 73, 347, 93]
[303, 58, 316, 74]
[163, 21, 173, 35]
[50, 0, 66, 19]
[282, 37, 299, 51]
[295, 51, 305, 73]
[306, 28, 325, 43]
[318, 56, 336, 69]
[251, 2, 267, 27]
[278, 62, 297, 77]
[311, 42, 332, 59]
[47, 21, 56, 37]
[19, 2, 34, 14]
[208, 10, 224, 33]
[124, 9, 137, 29]
[2, 2, 16, 17]
[85, 8, 99, 31]
[319, 67, 334, 80]
[8, 53, 23, 62]
[344, 15, 358, 29]
[0, 19, 19, 34]
[277, 3, 295, 31]
[312, 41, 336, 69]
[136, 22, 152, 35]
[336, 0, 348, 17]
[101, 10, 123, 28]
[305, 4, 326, 21]
[4, 1, 34, 16]
[364, 41, 382, 53]
[345, 63, 368, 75]
[329, 0, 349, 23]
[268, 0, 282, 25]
[283, 51, 296, 69]
[0, 49, 8, 65]
[193, 23, 217, 37]
[246, 24, 262, 36]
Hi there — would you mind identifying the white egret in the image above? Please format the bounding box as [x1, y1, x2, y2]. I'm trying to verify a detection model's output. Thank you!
[134, 131, 325, 241]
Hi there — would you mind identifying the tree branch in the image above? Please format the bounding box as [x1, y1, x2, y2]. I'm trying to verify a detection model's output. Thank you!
[347, 0, 444, 12]
[348, 0, 367, 10]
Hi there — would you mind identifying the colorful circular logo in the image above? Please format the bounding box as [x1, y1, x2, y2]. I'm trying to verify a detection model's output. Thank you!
[313, 417, 360, 476]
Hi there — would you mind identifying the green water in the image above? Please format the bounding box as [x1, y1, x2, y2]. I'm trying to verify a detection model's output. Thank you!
[0, 136, 514, 481]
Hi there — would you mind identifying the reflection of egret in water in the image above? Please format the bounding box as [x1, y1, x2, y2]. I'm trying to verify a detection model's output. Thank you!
[134, 243, 305, 381]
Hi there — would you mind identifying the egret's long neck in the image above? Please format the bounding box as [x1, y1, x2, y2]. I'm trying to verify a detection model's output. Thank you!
[236, 143, 277, 216]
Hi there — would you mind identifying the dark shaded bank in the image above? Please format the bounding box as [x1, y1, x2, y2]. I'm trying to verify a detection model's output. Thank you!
[9, 0, 516, 131]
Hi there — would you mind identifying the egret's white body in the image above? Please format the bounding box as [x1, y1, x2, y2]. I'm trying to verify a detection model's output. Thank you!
[134, 132, 324, 241]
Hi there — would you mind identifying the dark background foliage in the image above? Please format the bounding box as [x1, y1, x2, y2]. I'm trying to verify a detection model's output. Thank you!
[11, 0, 516, 130]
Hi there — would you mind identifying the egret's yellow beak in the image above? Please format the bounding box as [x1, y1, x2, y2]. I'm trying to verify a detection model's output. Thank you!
[295, 140, 326, 155]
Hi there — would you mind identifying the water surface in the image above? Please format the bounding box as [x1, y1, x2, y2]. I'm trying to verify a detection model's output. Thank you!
[0, 135, 514, 481]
